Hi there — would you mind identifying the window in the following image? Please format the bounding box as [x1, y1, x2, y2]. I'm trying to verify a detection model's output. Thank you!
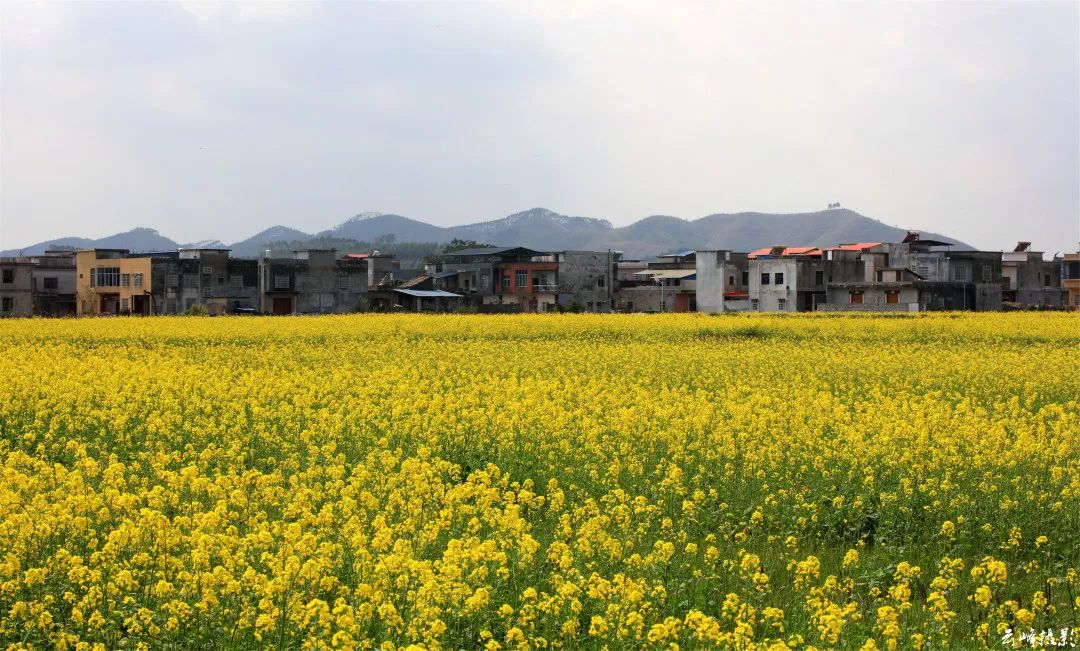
[1043, 274, 1051, 287]
[133, 273, 143, 288]
[338, 275, 350, 291]
[951, 265, 970, 282]
[777, 298, 786, 310]
[750, 298, 759, 311]
[121, 273, 130, 287]
[1, 297, 12, 312]
[183, 275, 199, 289]
[815, 270, 824, 286]
[774, 272, 784, 285]
[165, 298, 177, 314]
[202, 265, 213, 275]
[915, 265, 930, 278]
[760, 273, 770, 285]
[120, 298, 129, 312]
[167, 273, 179, 288]
[43, 277, 58, 290]
[728, 276, 734, 286]
[230, 275, 243, 289]
[850, 291, 864, 304]
[274, 274, 290, 290]
[741, 271, 749, 286]
[201, 286, 211, 298]
[515, 270, 527, 287]
[217, 275, 225, 285]
[96, 267, 120, 287]
[597, 276, 605, 288]
[502, 276, 510, 289]
[981, 265, 992, 282]
[1, 269, 13, 284]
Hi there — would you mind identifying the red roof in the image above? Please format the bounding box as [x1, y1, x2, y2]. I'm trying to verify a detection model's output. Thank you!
[747, 246, 822, 259]
[342, 253, 370, 259]
[822, 242, 882, 252]
[723, 291, 749, 299]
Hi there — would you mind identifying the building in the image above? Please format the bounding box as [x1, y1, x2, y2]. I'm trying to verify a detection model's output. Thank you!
[31, 251, 77, 316]
[258, 249, 378, 315]
[431, 246, 557, 312]
[368, 275, 463, 312]
[747, 246, 828, 312]
[152, 249, 260, 315]
[819, 242, 920, 312]
[1001, 242, 1065, 307]
[695, 250, 750, 313]
[887, 235, 1002, 311]
[616, 250, 697, 312]
[1064, 253, 1080, 308]
[74, 249, 154, 316]
[0, 257, 35, 317]
[555, 251, 615, 312]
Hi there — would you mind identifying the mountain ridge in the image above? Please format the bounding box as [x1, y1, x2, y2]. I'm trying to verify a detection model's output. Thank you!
[2, 207, 970, 259]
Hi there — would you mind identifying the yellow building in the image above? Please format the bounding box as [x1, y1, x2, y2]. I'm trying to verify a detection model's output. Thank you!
[1065, 253, 1080, 308]
[75, 249, 154, 316]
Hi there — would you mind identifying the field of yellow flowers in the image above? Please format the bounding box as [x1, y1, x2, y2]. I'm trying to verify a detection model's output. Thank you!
[0, 313, 1078, 650]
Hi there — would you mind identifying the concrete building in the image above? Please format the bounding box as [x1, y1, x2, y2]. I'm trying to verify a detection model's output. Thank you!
[152, 249, 261, 315]
[258, 249, 375, 315]
[695, 250, 750, 313]
[31, 251, 77, 316]
[887, 235, 1002, 311]
[747, 247, 828, 312]
[429, 246, 556, 312]
[616, 250, 697, 312]
[1064, 253, 1080, 308]
[555, 251, 615, 312]
[819, 243, 920, 312]
[367, 275, 463, 312]
[0, 258, 35, 317]
[1001, 242, 1065, 307]
[75, 249, 154, 316]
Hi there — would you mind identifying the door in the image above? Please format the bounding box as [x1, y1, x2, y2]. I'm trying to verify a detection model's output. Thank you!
[886, 290, 899, 304]
[850, 291, 863, 304]
[272, 297, 292, 315]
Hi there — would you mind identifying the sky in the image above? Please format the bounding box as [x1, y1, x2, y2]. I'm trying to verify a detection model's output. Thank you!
[2, 1, 1078, 253]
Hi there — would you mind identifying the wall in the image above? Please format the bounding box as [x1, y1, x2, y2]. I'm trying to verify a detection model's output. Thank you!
[556, 251, 612, 312]
[748, 258, 799, 312]
[694, 251, 726, 313]
[0, 263, 34, 317]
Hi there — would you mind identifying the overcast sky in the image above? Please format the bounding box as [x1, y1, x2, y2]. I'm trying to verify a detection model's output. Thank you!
[2, 1, 1078, 253]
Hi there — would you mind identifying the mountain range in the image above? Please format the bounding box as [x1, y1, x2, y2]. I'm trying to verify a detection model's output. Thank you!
[1, 207, 968, 259]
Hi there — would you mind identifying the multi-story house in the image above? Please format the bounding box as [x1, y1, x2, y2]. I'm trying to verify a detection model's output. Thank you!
[887, 235, 1002, 311]
[31, 251, 77, 316]
[74, 249, 154, 316]
[1001, 242, 1065, 307]
[1064, 252, 1080, 308]
[820, 242, 921, 311]
[151, 248, 261, 315]
[0, 257, 35, 317]
[746, 246, 828, 312]
[430, 246, 557, 312]
[694, 250, 750, 313]
[258, 249, 373, 315]
[554, 251, 615, 312]
[616, 250, 697, 312]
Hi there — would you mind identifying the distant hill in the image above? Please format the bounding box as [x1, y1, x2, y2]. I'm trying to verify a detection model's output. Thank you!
[2, 207, 970, 260]
[0, 228, 180, 256]
[229, 226, 312, 258]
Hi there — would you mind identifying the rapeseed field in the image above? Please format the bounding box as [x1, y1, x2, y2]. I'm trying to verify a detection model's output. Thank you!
[0, 313, 1077, 650]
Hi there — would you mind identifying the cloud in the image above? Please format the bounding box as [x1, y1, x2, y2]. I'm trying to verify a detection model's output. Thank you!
[1, 0, 1077, 253]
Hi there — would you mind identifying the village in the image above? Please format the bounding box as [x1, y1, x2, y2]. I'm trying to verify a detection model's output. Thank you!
[1, 233, 1078, 317]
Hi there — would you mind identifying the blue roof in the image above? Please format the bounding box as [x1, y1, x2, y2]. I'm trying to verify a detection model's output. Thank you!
[660, 249, 696, 258]
[393, 288, 462, 298]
